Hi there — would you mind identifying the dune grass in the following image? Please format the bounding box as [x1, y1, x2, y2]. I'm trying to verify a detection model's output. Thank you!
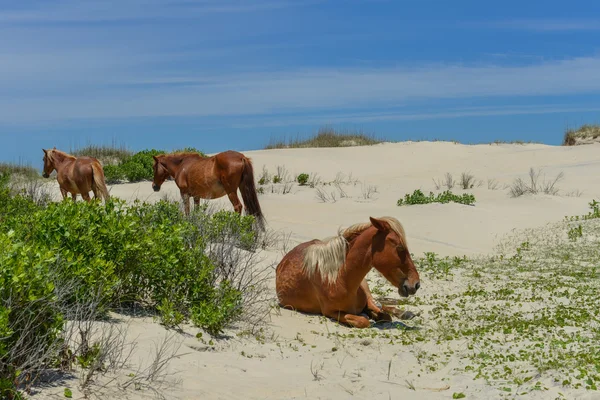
[265, 127, 381, 149]
[0, 161, 40, 179]
[71, 143, 133, 165]
[563, 124, 600, 146]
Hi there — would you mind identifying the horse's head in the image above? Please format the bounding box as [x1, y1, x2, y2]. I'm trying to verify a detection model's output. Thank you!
[42, 148, 55, 178]
[152, 155, 169, 192]
[369, 217, 421, 298]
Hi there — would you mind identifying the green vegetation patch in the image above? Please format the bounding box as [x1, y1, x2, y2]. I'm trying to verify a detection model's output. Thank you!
[102, 147, 205, 184]
[387, 199, 600, 395]
[397, 189, 476, 206]
[0, 172, 259, 397]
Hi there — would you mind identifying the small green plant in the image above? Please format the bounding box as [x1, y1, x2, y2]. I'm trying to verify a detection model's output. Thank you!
[453, 393, 466, 399]
[397, 189, 475, 206]
[273, 175, 282, 184]
[567, 224, 583, 241]
[297, 173, 309, 186]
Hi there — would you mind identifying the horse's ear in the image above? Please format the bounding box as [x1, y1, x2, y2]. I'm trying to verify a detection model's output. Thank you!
[153, 155, 159, 162]
[42, 148, 47, 154]
[53, 146, 56, 150]
[370, 217, 391, 233]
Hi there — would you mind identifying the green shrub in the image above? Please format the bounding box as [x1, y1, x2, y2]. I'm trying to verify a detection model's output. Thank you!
[0, 233, 64, 399]
[297, 173, 309, 186]
[118, 149, 164, 182]
[103, 164, 125, 184]
[102, 148, 206, 183]
[397, 189, 476, 206]
[0, 174, 255, 396]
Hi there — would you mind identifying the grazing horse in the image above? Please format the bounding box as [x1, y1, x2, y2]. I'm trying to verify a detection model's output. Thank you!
[276, 216, 420, 328]
[151, 150, 265, 228]
[42, 148, 110, 202]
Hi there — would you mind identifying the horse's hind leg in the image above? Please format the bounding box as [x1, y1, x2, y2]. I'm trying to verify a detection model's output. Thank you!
[226, 191, 243, 215]
[71, 193, 77, 202]
[60, 188, 68, 200]
[81, 192, 91, 202]
[326, 310, 371, 328]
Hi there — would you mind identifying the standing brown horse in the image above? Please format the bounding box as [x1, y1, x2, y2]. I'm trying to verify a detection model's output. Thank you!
[276, 216, 420, 328]
[42, 148, 110, 202]
[151, 150, 265, 228]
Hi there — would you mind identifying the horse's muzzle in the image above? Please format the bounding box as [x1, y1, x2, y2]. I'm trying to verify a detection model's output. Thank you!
[400, 281, 420, 297]
[42, 172, 49, 178]
[152, 184, 161, 192]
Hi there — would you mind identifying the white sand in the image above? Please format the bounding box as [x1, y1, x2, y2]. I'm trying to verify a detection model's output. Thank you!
[34, 142, 600, 399]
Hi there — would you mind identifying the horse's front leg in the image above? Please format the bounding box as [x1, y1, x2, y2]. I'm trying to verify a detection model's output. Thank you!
[60, 188, 68, 200]
[360, 279, 415, 321]
[71, 193, 77, 202]
[360, 279, 392, 322]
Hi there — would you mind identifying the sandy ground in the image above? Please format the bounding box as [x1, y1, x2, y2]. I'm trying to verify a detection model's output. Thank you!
[33, 142, 600, 400]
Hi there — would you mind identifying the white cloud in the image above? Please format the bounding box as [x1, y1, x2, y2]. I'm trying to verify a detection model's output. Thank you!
[0, 0, 317, 23]
[489, 19, 600, 32]
[1, 56, 600, 124]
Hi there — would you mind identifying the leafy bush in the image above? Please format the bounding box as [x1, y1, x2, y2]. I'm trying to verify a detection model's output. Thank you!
[0, 175, 262, 396]
[0, 234, 64, 400]
[103, 164, 125, 184]
[397, 189, 476, 206]
[119, 149, 164, 182]
[102, 148, 206, 183]
[297, 173, 309, 186]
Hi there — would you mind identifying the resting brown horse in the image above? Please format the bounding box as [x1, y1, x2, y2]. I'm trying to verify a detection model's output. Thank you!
[42, 148, 110, 202]
[151, 150, 265, 228]
[276, 216, 420, 328]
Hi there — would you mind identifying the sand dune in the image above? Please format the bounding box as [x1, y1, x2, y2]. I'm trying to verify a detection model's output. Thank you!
[36, 142, 600, 400]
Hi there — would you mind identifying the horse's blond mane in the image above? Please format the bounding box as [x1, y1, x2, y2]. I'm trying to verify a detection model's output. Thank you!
[302, 216, 407, 283]
[45, 149, 75, 164]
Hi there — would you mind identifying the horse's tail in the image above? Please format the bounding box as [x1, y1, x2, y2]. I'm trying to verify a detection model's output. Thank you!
[91, 162, 110, 202]
[240, 156, 265, 230]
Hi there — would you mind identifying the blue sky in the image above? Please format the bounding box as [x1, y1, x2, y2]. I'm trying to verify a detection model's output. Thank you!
[2, 0, 600, 165]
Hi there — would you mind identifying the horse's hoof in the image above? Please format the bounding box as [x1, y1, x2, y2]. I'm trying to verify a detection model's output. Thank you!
[399, 310, 416, 320]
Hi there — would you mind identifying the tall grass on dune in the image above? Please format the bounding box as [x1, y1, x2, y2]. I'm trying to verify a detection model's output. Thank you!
[265, 126, 382, 149]
[71, 143, 133, 166]
[563, 124, 600, 146]
[0, 162, 39, 179]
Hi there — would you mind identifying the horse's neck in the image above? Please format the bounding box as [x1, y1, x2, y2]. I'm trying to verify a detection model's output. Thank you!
[339, 229, 375, 290]
[52, 153, 74, 170]
[163, 155, 193, 174]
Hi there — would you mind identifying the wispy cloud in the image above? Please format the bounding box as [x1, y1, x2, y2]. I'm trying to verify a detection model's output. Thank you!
[225, 104, 600, 129]
[489, 19, 600, 32]
[2, 55, 600, 124]
[0, 0, 318, 23]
